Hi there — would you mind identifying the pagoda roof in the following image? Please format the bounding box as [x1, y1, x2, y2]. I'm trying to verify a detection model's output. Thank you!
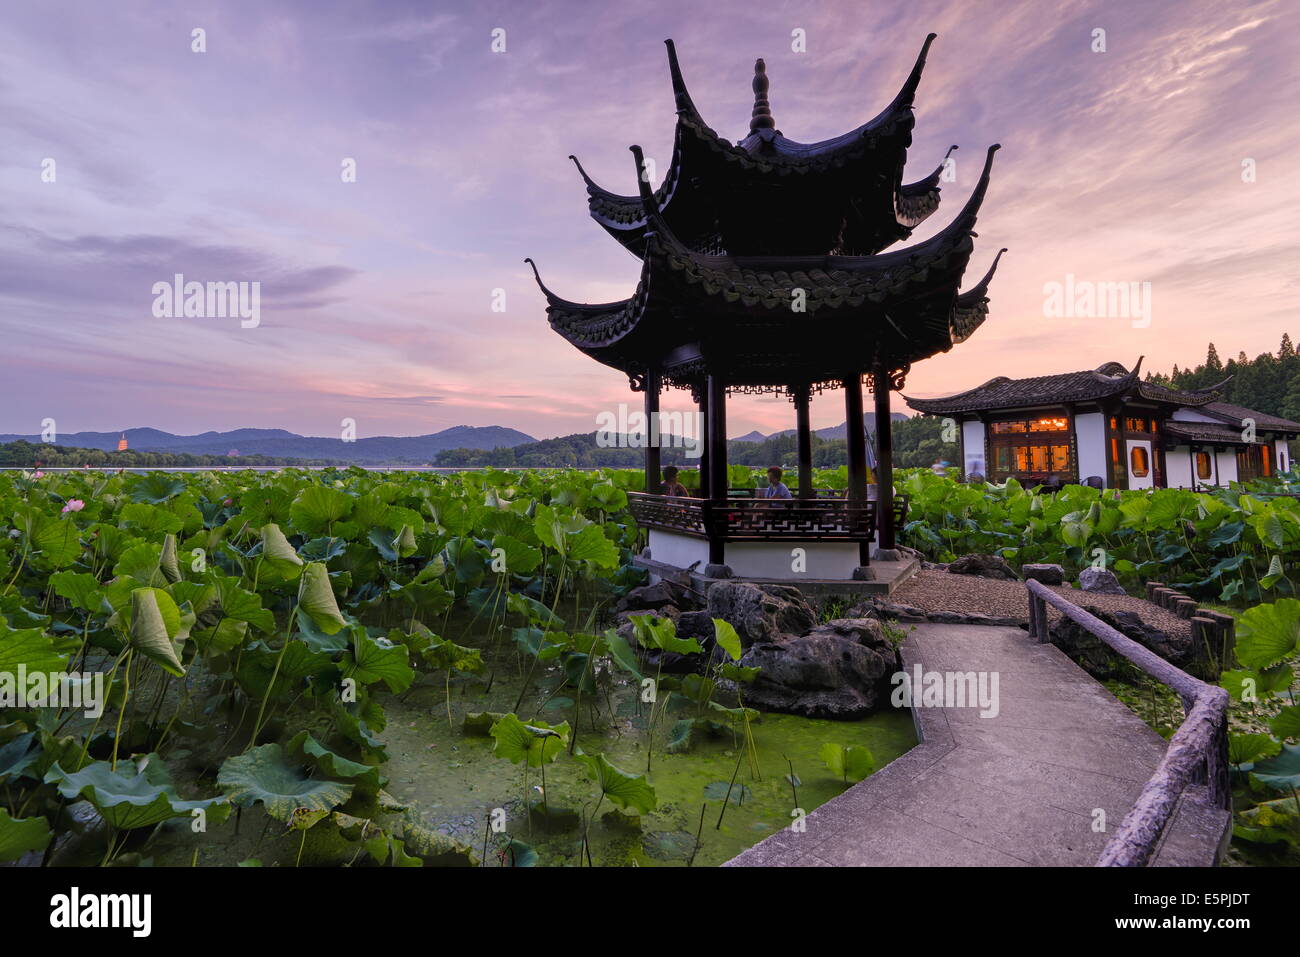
[570, 35, 950, 258]
[905, 360, 1231, 415]
[531, 144, 1003, 393]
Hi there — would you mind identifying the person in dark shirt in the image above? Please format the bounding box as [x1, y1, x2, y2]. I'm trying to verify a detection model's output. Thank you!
[660, 465, 689, 497]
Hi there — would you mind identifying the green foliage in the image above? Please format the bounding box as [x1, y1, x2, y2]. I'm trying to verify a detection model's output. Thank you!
[896, 469, 1300, 606]
[819, 742, 875, 785]
[0, 464, 649, 866]
[573, 749, 657, 814]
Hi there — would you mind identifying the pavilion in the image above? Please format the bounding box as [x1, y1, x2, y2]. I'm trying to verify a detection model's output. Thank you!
[529, 35, 1004, 584]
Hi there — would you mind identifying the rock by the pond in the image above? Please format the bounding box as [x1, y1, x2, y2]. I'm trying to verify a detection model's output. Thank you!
[1078, 567, 1127, 595]
[706, 581, 817, 647]
[615, 607, 726, 674]
[1049, 607, 1193, 679]
[947, 553, 1019, 580]
[675, 610, 716, 640]
[1021, 563, 1065, 585]
[615, 580, 693, 614]
[738, 618, 899, 719]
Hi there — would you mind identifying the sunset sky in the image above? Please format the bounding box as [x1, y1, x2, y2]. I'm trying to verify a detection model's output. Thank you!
[1, 0, 1296, 441]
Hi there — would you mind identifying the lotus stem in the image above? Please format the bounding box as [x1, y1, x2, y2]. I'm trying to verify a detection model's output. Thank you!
[716, 747, 745, 830]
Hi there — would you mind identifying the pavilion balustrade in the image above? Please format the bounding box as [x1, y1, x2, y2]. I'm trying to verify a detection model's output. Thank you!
[627, 491, 909, 544]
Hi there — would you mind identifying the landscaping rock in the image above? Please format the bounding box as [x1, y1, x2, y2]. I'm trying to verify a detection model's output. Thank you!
[1049, 607, 1194, 679]
[705, 581, 817, 647]
[1078, 568, 1127, 595]
[737, 618, 900, 719]
[1021, 563, 1065, 585]
[674, 610, 716, 641]
[947, 554, 1019, 580]
[615, 580, 693, 614]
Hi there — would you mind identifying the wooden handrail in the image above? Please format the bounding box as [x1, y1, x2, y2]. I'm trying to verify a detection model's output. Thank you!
[1024, 579, 1230, 867]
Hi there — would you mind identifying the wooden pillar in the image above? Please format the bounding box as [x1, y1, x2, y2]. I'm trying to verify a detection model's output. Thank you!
[844, 375, 868, 500]
[873, 365, 897, 552]
[706, 374, 728, 501]
[705, 375, 727, 567]
[643, 369, 661, 494]
[794, 384, 813, 499]
[843, 374, 871, 565]
[696, 390, 709, 497]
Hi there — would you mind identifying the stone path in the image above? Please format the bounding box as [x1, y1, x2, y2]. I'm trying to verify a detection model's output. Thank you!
[726, 623, 1228, 867]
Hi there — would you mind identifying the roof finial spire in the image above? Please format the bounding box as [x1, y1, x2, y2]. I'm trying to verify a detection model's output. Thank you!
[750, 58, 775, 132]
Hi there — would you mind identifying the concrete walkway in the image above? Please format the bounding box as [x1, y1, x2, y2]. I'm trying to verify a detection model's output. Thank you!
[727, 623, 1228, 867]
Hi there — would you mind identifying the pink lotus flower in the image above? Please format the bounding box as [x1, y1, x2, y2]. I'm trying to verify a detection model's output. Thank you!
[62, 499, 85, 514]
[32, 471, 44, 478]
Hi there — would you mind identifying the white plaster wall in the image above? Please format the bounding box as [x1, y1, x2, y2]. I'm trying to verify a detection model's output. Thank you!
[646, 532, 863, 580]
[1276, 439, 1290, 472]
[1165, 446, 1194, 489]
[961, 420, 986, 477]
[725, 542, 862, 580]
[646, 530, 711, 570]
[1216, 449, 1238, 485]
[1075, 413, 1107, 485]
[1126, 438, 1155, 489]
[1171, 409, 1222, 423]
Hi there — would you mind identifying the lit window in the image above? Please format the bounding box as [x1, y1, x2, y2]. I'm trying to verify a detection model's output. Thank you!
[1029, 417, 1068, 432]
[1124, 417, 1148, 433]
[1130, 446, 1149, 477]
[1051, 446, 1069, 471]
[1195, 452, 1212, 480]
[1261, 445, 1272, 477]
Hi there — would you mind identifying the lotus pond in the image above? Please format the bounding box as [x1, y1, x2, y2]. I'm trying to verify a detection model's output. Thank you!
[0, 466, 914, 868]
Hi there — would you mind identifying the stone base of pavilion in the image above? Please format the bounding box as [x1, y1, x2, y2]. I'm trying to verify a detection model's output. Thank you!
[633, 532, 920, 597]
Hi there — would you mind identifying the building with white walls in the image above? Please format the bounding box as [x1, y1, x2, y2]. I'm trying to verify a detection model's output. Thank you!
[906, 360, 1298, 490]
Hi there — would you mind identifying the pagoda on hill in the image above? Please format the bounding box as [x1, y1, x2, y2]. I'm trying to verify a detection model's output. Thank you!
[529, 35, 1004, 585]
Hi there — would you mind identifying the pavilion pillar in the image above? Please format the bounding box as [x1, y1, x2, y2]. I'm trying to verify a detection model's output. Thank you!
[843, 374, 871, 567]
[793, 384, 814, 499]
[873, 363, 898, 554]
[844, 375, 869, 500]
[706, 374, 728, 501]
[705, 374, 728, 569]
[643, 369, 661, 494]
[696, 390, 709, 496]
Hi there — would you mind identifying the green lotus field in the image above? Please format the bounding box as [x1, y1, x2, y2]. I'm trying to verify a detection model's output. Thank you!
[0, 466, 1296, 866]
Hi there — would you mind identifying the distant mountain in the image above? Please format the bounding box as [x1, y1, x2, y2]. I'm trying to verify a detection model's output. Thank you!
[729, 413, 909, 444]
[0, 425, 537, 465]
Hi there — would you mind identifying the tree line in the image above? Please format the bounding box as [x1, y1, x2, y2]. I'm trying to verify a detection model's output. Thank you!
[0, 440, 331, 469]
[1146, 335, 1300, 421]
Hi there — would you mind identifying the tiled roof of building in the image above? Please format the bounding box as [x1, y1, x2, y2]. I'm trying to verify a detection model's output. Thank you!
[904, 360, 1225, 414]
[1162, 421, 1256, 445]
[1199, 401, 1300, 434]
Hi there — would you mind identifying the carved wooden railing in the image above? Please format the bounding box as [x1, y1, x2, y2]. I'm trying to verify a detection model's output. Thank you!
[1025, 579, 1231, 867]
[626, 492, 909, 542]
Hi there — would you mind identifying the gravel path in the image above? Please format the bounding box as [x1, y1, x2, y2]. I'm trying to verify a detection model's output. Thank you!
[891, 569, 1191, 637]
